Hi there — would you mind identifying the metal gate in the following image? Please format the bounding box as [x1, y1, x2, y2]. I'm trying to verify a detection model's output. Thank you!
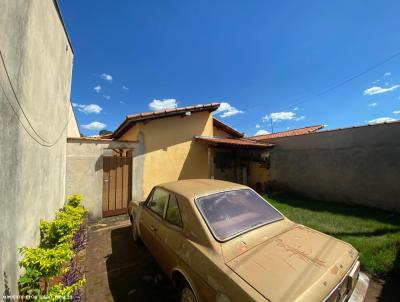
[102, 150, 132, 217]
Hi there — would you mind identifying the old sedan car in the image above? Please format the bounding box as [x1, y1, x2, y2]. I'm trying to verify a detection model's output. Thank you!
[128, 179, 369, 302]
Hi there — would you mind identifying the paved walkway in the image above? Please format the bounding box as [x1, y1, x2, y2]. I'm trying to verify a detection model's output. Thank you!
[85, 217, 178, 302]
[84, 217, 397, 302]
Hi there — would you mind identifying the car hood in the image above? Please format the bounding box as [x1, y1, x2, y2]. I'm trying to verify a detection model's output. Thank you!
[225, 225, 358, 302]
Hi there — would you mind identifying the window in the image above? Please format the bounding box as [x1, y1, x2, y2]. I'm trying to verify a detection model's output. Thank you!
[195, 189, 283, 241]
[147, 188, 169, 216]
[165, 195, 183, 227]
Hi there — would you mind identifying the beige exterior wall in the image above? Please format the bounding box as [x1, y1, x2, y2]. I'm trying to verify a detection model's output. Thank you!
[121, 111, 213, 197]
[0, 0, 73, 294]
[66, 139, 141, 219]
[213, 125, 231, 137]
[248, 161, 269, 189]
[67, 102, 80, 137]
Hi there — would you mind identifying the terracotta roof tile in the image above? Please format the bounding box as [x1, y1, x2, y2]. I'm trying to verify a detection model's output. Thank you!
[114, 103, 220, 138]
[194, 136, 273, 149]
[213, 118, 244, 138]
[249, 125, 324, 141]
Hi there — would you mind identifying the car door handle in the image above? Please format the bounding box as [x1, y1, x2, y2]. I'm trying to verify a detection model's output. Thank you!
[150, 225, 156, 232]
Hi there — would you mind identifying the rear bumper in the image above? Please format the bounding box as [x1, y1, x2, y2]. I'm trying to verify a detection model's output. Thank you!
[348, 272, 369, 302]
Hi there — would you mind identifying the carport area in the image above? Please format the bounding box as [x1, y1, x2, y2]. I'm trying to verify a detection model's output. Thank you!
[85, 217, 177, 302]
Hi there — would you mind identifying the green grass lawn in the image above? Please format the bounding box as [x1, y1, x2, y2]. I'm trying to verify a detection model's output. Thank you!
[265, 193, 400, 277]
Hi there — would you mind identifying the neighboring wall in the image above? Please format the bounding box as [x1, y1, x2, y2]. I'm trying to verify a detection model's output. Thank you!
[66, 139, 141, 219]
[269, 122, 400, 211]
[67, 103, 80, 137]
[121, 111, 213, 197]
[0, 0, 73, 295]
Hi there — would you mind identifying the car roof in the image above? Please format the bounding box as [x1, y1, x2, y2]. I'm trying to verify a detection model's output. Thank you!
[158, 179, 248, 201]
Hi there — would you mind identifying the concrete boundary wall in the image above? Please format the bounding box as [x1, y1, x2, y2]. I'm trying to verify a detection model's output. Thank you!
[0, 0, 74, 295]
[269, 122, 400, 212]
[66, 138, 143, 219]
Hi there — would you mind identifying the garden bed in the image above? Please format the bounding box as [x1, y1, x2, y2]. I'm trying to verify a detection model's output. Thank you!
[18, 195, 87, 301]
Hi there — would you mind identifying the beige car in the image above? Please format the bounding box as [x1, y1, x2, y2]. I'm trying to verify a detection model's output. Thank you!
[128, 179, 369, 302]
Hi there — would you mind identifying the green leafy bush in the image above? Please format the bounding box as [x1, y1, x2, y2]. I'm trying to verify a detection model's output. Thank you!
[67, 194, 83, 207]
[19, 243, 74, 293]
[18, 267, 41, 296]
[40, 204, 85, 248]
[37, 279, 85, 302]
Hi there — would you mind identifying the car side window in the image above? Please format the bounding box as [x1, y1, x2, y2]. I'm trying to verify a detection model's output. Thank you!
[147, 188, 168, 217]
[165, 194, 183, 227]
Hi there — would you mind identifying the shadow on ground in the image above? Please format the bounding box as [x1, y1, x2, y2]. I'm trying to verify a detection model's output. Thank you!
[377, 247, 400, 302]
[105, 225, 178, 302]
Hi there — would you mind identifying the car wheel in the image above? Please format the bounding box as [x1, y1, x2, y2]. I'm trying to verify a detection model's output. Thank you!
[180, 280, 197, 302]
[131, 219, 140, 243]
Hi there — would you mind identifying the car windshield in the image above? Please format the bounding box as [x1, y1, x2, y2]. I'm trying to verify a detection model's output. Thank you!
[195, 189, 283, 241]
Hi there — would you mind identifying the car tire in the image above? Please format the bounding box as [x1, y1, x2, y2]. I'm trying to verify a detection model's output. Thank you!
[179, 280, 197, 302]
[131, 219, 141, 243]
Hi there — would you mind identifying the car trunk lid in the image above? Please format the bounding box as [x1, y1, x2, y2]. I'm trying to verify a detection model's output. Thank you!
[225, 225, 358, 302]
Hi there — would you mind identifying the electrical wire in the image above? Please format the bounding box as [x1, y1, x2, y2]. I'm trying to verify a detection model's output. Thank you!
[0, 48, 72, 148]
[229, 49, 400, 130]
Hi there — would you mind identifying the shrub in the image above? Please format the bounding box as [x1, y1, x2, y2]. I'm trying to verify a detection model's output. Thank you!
[37, 279, 85, 302]
[19, 243, 74, 294]
[40, 205, 85, 248]
[18, 267, 41, 296]
[67, 195, 83, 208]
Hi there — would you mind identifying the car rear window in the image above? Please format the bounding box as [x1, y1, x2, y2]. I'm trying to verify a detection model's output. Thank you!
[195, 189, 283, 241]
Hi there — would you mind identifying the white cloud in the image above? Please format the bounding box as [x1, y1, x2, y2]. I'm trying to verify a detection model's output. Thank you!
[293, 107, 299, 111]
[119, 101, 126, 104]
[368, 117, 397, 125]
[363, 85, 400, 95]
[255, 129, 270, 136]
[149, 99, 178, 111]
[294, 115, 305, 121]
[255, 124, 261, 129]
[323, 124, 329, 128]
[72, 102, 103, 115]
[94, 85, 102, 93]
[393, 110, 400, 114]
[263, 111, 295, 122]
[103, 95, 111, 100]
[75, 104, 102, 114]
[215, 102, 244, 118]
[368, 102, 378, 107]
[100, 73, 113, 81]
[122, 85, 129, 90]
[384, 72, 391, 77]
[372, 79, 380, 84]
[82, 121, 106, 130]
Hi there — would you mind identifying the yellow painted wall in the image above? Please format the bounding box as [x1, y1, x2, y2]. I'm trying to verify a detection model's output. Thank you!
[121, 111, 213, 197]
[213, 126, 231, 137]
[248, 161, 269, 189]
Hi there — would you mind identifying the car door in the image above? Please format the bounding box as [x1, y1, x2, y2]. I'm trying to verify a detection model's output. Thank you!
[153, 193, 185, 274]
[139, 187, 168, 258]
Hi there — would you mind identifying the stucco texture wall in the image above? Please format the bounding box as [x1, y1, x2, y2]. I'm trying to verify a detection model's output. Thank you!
[269, 122, 400, 211]
[121, 111, 213, 197]
[0, 0, 73, 295]
[66, 139, 141, 219]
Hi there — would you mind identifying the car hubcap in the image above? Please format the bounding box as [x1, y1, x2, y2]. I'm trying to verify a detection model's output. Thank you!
[181, 287, 196, 302]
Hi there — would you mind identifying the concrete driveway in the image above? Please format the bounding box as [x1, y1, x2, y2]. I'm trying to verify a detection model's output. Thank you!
[85, 217, 178, 302]
[84, 217, 397, 302]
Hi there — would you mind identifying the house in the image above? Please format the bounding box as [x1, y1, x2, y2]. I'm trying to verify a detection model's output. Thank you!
[66, 103, 272, 219]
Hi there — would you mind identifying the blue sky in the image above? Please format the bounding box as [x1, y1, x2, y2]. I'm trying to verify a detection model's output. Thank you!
[58, 0, 400, 136]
